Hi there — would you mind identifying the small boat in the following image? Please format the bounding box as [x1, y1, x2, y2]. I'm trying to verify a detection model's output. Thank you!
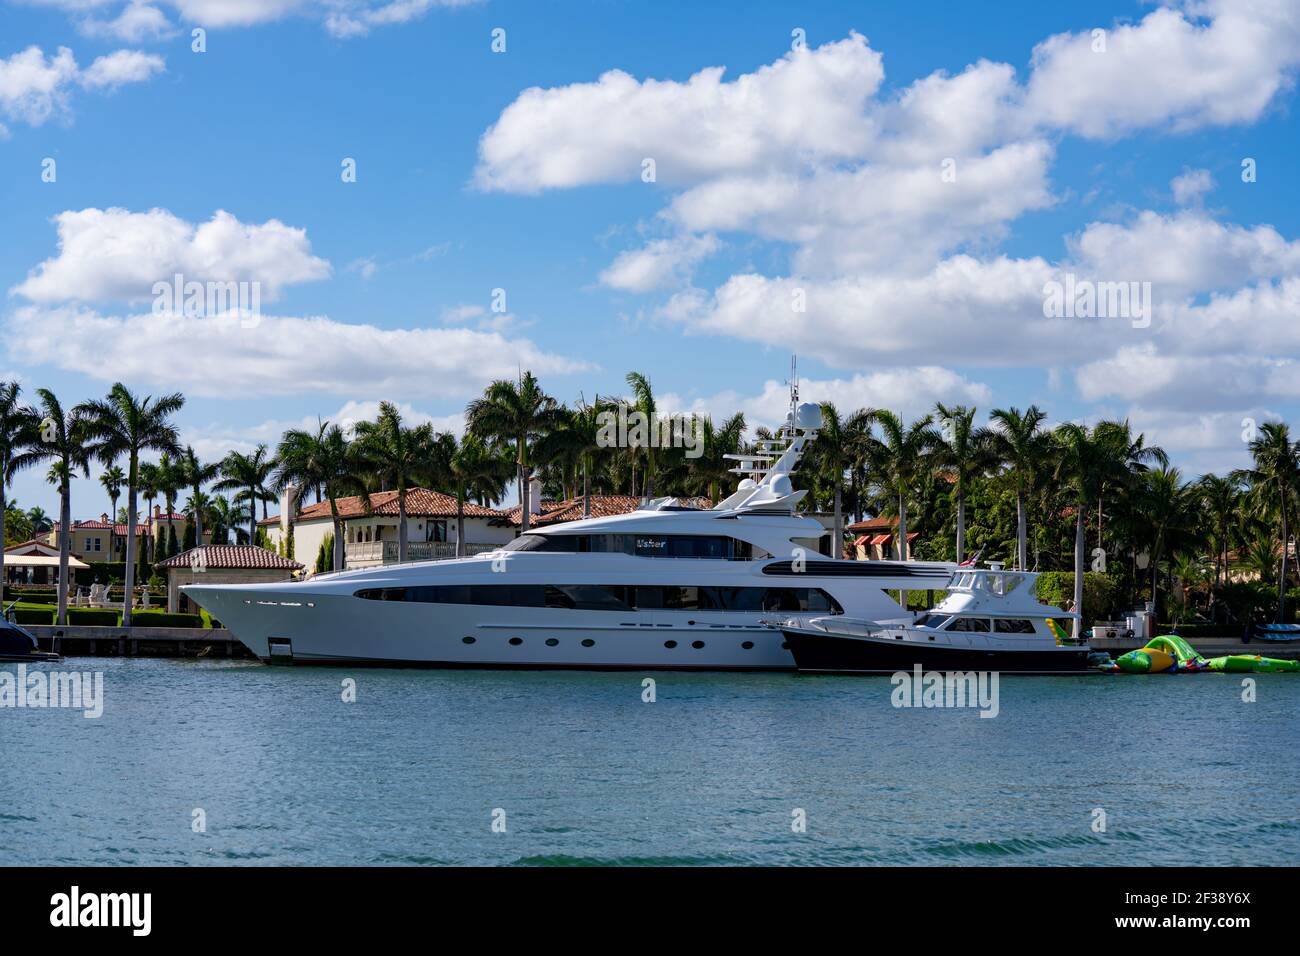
[0, 608, 61, 663]
[1253, 623, 1300, 642]
[773, 565, 1091, 675]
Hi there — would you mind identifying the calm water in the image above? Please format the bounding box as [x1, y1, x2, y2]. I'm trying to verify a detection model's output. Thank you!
[2, 656, 1297, 866]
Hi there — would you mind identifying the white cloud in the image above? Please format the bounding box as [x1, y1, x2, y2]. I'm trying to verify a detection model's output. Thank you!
[1171, 167, 1214, 205]
[78, 2, 177, 42]
[11, 208, 331, 304]
[1023, 1, 1300, 138]
[599, 234, 719, 292]
[476, 33, 886, 193]
[4, 304, 592, 399]
[78, 49, 166, 90]
[323, 0, 480, 38]
[0, 45, 163, 129]
[661, 370, 992, 435]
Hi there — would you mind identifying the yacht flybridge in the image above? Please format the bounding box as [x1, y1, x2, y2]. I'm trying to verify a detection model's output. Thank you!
[184, 399, 955, 670]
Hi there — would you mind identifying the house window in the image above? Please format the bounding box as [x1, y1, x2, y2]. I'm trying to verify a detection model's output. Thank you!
[426, 520, 447, 542]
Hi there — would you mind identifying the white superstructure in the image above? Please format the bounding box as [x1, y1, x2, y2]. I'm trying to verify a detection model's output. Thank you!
[185, 399, 954, 670]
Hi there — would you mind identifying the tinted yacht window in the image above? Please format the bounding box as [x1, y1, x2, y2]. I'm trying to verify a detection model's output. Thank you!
[499, 532, 752, 559]
[355, 584, 841, 613]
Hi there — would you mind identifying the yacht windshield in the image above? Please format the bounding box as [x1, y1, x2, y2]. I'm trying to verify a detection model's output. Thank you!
[914, 614, 951, 630]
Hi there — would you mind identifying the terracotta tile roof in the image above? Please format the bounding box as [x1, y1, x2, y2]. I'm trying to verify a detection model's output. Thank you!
[157, 545, 303, 571]
[54, 520, 147, 535]
[846, 516, 899, 533]
[503, 495, 712, 527]
[286, 487, 506, 522]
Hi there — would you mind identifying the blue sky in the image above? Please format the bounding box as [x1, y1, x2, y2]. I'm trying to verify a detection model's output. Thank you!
[2, 0, 1299, 516]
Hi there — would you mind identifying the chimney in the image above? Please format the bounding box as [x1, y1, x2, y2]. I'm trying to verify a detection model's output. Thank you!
[153, 504, 161, 519]
[100, 513, 108, 523]
[280, 483, 299, 535]
[528, 476, 543, 515]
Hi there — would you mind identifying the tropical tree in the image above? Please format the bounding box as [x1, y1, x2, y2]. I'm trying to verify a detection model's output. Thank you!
[447, 433, 509, 556]
[77, 384, 185, 626]
[988, 406, 1048, 571]
[687, 412, 747, 504]
[812, 402, 856, 556]
[931, 403, 994, 564]
[214, 445, 276, 548]
[0, 382, 37, 589]
[137, 461, 161, 558]
[1234, 422, 1300, 622]
[274, 424, 368, 571]
[26, 505, 52, 536]
[1139, 466, 1201, 618]
[99, 464, 125, 524]
[353, 402, 435, 563]
[1197, 473, 1242, 608]
[209, 494, 248, 546]
[535, 396, 614, 518]
[179, 446, 219, 548]
[864, 411, 938, 562]
[466, 372, 563, 535]
[12, 390, 92, 624]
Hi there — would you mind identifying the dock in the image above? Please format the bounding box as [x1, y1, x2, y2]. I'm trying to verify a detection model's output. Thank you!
[24, 624, 256, 660]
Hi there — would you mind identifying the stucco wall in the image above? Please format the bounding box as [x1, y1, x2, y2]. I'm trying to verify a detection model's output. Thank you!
[166, 567, 297, 613]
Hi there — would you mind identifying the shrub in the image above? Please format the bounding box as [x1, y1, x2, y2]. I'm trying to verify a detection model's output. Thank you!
[131, 610, 203, 629]
[67, 608, 121, 626]
[1036, 571, 1121, 622]
[12, 608, 53, 625]
[1156, 622, 1244, 639]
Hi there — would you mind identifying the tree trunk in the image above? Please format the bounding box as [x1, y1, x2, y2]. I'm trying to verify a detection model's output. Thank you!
[583, 456, 591, 518]
[397, 489, 409, 563]
[192, 485, 203, 546]
[1072, 505, 1085, 640]
[518, 436, 530, 535]
[833, 483, 842, 559]
[122, 465, 140, 628]
[898, 492, 909, 613]
[1277, 494, 1290, 623]
[1016, 491, 1027, 571]
[955, 490, 966, 564]
[57, 479, 71, 626]
[248, 484, 257, 546]
[0, 480, 6, 596]
[456, 490, 466, 558]
[332, 518, 344, 571]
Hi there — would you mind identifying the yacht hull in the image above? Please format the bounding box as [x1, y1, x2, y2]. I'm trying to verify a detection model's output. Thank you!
[782, 627, 1092, 675]
[186, 585, 801, 670]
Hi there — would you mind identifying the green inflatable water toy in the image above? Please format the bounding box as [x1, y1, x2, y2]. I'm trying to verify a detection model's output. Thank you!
[1205, 654, 1300, 674]
[1107, 634, 1299, 674]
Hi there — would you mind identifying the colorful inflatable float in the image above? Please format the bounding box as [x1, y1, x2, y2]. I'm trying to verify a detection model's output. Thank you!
[1102, 634, 1300, 674]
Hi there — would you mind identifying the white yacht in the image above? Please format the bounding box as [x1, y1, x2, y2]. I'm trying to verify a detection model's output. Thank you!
[184, 401, 954, 670]
[775, 567, 1090, 674]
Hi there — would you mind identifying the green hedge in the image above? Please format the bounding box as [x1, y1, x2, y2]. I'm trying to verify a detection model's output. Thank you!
[131, 610, 204, 629]
[1035, 571, 1121, 622]
[67, 608, 121, 626]
[12, 608, 53, 625]
[4, 588, 57, 603]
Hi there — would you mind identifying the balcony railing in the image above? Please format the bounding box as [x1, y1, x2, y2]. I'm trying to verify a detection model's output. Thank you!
[344, 540, 500, 567]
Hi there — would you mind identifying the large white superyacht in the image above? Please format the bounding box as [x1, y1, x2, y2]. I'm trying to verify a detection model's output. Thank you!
[184, 401, 954, 669]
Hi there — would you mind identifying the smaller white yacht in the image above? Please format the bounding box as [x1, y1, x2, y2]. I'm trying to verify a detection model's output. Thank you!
[774, 566, 1089, 674]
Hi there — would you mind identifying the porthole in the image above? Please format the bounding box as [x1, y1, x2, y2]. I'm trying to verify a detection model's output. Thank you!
[664, 640, 677, 649]
[462, 636, 476, 644]
[581, 639, 595, 647]
[741, 641, 754, 649]
[691, 640, 705, 649]
[508, 637, 522, 646]
[545, 638, 559, 647]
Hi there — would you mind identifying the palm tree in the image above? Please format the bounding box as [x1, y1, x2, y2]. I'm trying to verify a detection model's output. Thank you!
[1234, 422, 1300, 622]
[1140, 465, 1200, 618]
[813, 402, 855, 557]
[214, 445, 276, 548]
[77, 384, 185, 626]
[1052, 421, 1164, 637]
[274, 424, 368, 571]
[466, 372, 562, 535]
[1197, 473, 1242, 609]
[0, 381, 37, 589]
[26, 505, 52, 536]
[865, 411, 938, 562]
[353, 402, 435, 563]
[622, 372, 660, 498]
[209, 494, 248, 545]
[137, 461, 161, 557]
[12, 391, 91, 624]
[99, 464, 125, 528]
[535, 397, 613, 518]
[988, 406, 1048, 571]
[931, 403, 994, 564]
[687, 412, 747, 503]
[179, 446, 219, 548]
[448, 433, 509, 556]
